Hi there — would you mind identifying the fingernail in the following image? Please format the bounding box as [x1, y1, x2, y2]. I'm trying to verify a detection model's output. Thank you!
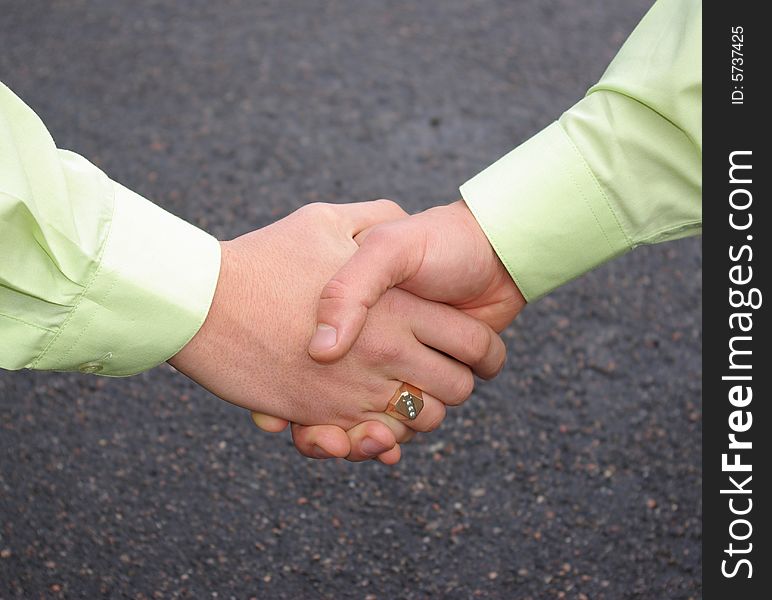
[309, 324, 337, 353]
[361, 437, 388, 457]
[312, 445, 334, 459]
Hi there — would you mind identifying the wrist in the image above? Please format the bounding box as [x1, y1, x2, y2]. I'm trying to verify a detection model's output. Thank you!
[168, 240, 241, 370]
[454, 199, 525, 302]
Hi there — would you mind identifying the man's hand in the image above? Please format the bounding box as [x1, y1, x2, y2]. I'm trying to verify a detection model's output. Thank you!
[308, 200, 524, 360]
[251, 200, 525, 461]
[168, 201, 506, 463]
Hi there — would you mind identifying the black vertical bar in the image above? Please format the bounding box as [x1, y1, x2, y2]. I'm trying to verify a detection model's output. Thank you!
[703, 2, 768, 598]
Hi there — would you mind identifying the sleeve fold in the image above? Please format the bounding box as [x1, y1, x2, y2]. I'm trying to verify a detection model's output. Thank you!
[1, 81, 221, 376]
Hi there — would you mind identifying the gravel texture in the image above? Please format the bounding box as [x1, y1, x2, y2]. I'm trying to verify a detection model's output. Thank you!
[1, 1, 701, 598]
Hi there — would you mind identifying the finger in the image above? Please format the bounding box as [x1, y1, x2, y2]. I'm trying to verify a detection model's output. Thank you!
[344, 421, 399, 462]
[336, 199, 408, 237]
[291, 417, 412, 463]
[356, 411, 415, 442]
[351, 413, 416, 461]
[380, 388, 447, 433]
[308, 221, 425, 363]
[375, 444, 402, 465]
[409, 301, 507, 380]
[402, 351, 475, 409]
[291, 423, 351, 459]
[379, 298, 476, 407]
[250, 411, 290, 433]
[291, 422, 395, 462]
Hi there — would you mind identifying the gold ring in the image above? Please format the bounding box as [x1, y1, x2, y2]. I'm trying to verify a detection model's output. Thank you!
[385, 383, 424, 421]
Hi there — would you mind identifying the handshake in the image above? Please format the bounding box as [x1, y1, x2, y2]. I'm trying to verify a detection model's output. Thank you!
[169, 199, 525, 464]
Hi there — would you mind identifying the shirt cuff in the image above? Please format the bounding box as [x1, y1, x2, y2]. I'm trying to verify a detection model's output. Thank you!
[460, 121, 632, 301]
[31, 181, 221, 376]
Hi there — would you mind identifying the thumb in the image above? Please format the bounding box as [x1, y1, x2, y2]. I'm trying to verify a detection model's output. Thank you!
[308, 224, 426, 362]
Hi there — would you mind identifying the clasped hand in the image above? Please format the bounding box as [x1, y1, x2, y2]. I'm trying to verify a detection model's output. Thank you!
[170, 199, 525, 464]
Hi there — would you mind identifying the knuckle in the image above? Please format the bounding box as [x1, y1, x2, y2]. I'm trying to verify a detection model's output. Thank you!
[291, 434, 315, 458]
[467, 325, 494, 365]
[296, 201, 318, 215]
[489, 346, 507, 379]
[301, 202, 337, 222]
[364, 224, 394, 247]
[399, 430, 416, 444]
[478, 337, 507, 380]
[298, 444, 317, 459]
[375, 198, 405, 216]
[421, 404, 446, 432]
[360, 335, 402, 363]
[319, 277, 352, 303]
[450, 370, 475, 405]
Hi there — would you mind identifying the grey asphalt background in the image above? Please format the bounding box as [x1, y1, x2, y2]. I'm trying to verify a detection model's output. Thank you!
[0, 1, 701, 598]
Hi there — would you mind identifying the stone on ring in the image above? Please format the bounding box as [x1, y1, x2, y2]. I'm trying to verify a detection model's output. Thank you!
[385, 383, 424, 421]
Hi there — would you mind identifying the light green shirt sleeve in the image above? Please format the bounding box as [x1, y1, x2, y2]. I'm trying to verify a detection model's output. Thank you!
[460, 0, 701, 301]
[1, 82, 221, 376]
